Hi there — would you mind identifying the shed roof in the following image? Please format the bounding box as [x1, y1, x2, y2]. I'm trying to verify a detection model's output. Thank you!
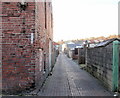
[53, 42, 59, 45]
[67, 44, 81, 49]
[95, 38, 120, 47]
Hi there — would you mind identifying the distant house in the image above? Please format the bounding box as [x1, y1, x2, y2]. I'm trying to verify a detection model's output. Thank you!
[53, 42, 59, 50]
[64, 42, 81, 59]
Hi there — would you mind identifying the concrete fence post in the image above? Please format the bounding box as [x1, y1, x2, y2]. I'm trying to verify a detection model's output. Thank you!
[112, 40, 119, 92]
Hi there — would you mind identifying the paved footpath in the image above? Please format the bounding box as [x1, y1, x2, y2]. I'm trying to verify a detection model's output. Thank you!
[37, 53, 113, 96]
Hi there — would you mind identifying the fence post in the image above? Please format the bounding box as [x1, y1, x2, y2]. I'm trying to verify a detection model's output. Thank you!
[112, 40, 119, 92]
[78, 48, 80, 64]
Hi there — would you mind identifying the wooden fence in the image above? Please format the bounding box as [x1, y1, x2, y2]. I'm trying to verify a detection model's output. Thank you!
[86, 41, 120, 91]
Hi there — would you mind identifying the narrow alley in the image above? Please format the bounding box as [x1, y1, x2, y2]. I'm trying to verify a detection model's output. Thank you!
[37, 53, 112, 96]
[1, 1, 120, 96]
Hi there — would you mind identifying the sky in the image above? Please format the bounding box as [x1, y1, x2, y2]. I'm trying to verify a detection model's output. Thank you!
[52, 0, 119, 42]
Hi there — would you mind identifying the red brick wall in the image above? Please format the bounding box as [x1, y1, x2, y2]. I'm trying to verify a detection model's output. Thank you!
[34, 2, 47, 87]
[34, 1, 53, 87]
[2, 2, 36, 93]
[0, 1, 2, 92]
[2, 1, 53, 93]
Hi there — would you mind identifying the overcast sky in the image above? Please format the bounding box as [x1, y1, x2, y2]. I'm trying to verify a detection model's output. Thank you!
[52, 0, 119, 42]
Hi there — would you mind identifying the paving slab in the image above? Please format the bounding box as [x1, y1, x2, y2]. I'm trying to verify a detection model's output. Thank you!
[37, 53, 113, 96]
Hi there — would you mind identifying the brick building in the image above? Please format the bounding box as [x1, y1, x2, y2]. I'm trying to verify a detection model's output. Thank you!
[1, 1, 53, 94]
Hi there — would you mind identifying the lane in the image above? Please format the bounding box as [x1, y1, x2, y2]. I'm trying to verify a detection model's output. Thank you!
[37, 53, 112, 96]
[37, 53, 71, 96]
[62, 54, 112, 96]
